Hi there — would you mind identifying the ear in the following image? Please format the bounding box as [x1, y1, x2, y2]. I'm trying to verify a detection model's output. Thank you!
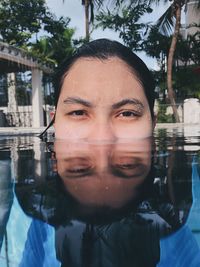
[50, 111, 55, 121]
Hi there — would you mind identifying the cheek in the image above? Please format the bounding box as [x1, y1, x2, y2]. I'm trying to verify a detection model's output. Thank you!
[54, 120, 92, 139]
[113, 115, 153, 139]
[55, 120, 153, 140]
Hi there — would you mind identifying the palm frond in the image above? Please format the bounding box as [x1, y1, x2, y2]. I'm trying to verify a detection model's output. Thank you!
[143, 0, 169, 6]
[93, 0, 104, 7]
[156, 4, 175, 36]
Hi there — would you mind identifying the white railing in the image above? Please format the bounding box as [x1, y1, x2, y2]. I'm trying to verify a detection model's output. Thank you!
[0, 105, 54, 127]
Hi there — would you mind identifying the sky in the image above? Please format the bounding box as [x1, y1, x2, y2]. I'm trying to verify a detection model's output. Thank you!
[46, 0, 171, 70]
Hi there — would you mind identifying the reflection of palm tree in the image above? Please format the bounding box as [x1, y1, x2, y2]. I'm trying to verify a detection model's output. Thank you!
[149, 0, 200, 122]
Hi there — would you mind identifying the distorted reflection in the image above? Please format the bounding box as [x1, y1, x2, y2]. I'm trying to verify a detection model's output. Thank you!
[14, 138, 185, 267]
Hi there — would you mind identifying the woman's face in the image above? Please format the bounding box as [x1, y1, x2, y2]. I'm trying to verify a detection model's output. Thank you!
[54, 57, 153, 140]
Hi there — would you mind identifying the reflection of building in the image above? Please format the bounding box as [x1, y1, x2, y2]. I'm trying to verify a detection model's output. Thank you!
[0, 41, 53, 127]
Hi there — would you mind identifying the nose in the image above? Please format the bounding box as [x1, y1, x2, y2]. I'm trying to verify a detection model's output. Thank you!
[88, 121, 116, 142]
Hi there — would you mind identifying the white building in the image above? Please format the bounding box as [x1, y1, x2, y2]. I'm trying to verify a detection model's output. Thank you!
[0, 41, 53, 127]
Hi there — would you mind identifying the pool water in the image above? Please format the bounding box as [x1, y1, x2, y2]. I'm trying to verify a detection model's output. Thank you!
[0, 127, 200, 267]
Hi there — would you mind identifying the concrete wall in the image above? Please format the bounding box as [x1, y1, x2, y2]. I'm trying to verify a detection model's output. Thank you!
[155, 98, 200, 123]
[184, 98, 200, 123]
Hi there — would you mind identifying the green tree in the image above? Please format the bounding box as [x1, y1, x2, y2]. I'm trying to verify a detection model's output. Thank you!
[96, 2, 153, 50]
[185, 31, 200, 65]
[175, 67, 200, 99]
[143, 26, 171, 67]
[31, 15, 75, 66]
[146, 29, 200, 101]
[147, 0, 200, 122]
[0, 0, 47, 46]
[0, 0, 75, 66]
[0, 0, 75, 62]
[96, 0, 200, 122]
[62, 0, 132, 42]
[63, 0, 105, 42]
[0, 0, 75, 107]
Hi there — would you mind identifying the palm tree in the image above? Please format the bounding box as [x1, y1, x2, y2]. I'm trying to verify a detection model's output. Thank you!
[63, 0, 104, 42]
[148, 0, 200, 122]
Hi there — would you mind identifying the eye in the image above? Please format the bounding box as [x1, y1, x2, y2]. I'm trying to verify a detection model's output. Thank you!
[64, 158, 94, 178]
[66, 166, 91, 178]
[118, 110, 141, 118]
[114, 163, 137, 169]
[120, 111, 135, 117]
[67, 110, 88, 116]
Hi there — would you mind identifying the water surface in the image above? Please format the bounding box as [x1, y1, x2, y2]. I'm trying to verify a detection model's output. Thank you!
[0, 127, 200, 267]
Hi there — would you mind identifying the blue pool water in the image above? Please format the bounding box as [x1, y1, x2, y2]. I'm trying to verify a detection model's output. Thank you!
[0, 127, 200, 267]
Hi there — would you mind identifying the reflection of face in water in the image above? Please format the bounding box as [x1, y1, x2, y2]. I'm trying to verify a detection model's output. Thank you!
[54, 139, 152, 209]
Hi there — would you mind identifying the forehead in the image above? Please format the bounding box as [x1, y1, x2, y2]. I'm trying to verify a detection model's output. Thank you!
[60, 57, 144, 96]
[64, 56, 140, 81]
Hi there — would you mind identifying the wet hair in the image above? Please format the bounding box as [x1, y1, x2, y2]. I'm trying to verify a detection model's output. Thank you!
[54, 38, 155, 116]
[39, 38, 155, 138]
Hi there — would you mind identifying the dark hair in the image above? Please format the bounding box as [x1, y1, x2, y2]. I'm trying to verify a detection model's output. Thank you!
[54, 38, 155, 117]
[39, 39, 155, 138]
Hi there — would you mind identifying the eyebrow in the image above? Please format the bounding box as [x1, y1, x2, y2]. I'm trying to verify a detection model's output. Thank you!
[63, 97, 94, 108]
[63, 97, 144, 110]
[112, 98, 144, 110]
